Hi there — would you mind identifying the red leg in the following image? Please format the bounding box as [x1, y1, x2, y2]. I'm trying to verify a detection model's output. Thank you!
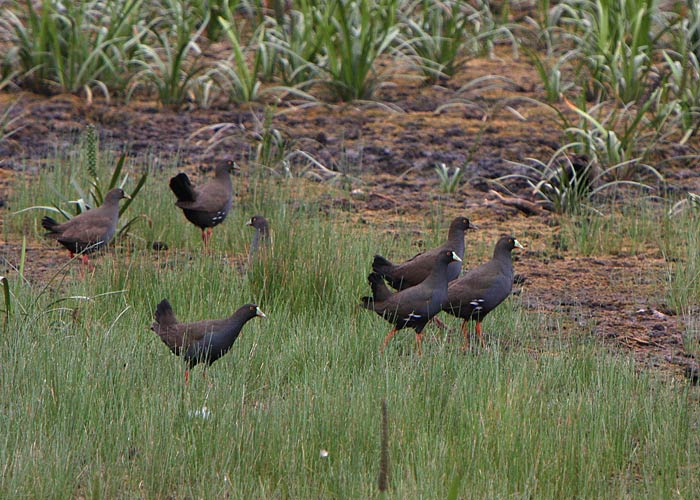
[416, 332, 423, 356]
[80, 254, 89, 266]
[185, 369, 190, 385]
[476, 322, 485, 347]
[380, 328, 399, 353]
[431, 316, 447, 329]
[460, 320, 470, 351]
[201, 228, 214, 250]
[203, 367, 213, 388]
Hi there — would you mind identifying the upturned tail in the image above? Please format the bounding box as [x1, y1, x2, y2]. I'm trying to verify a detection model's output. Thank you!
[41, 216, 60, 234]
[361, 272, 392, 309]
[151, 299, 177, 329]
[372, 254, 395, 276]
[169, 173, 196, 202]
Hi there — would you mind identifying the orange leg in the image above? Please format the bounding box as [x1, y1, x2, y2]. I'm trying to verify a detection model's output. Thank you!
[203, 367, 213, 388]
[202, 228, 214, 250]
[431, 316, 447, 329]
[460, 320, 470, 351]
[415, 332, 423, 356]
[380, 328, 399, 353]
[475, 322, 485, 347]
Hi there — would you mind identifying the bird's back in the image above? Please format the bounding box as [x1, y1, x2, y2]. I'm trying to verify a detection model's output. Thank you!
[375, 242, 462, 290]
[446, 257, 512, 318]
[182, 316, 245, 367]
[45, 204, 118, 253]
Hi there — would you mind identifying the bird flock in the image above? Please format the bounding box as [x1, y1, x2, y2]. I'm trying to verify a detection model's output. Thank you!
[40, 165, 523, 382]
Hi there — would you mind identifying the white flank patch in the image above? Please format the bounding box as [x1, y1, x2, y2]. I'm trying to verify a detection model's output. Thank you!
[189, 406, 211, 419]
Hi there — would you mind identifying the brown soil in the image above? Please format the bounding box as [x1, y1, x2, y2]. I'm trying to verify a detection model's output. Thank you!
[1, 50, 698, 379]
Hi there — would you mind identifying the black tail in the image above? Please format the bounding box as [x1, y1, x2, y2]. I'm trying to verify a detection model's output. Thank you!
[372, 254, 394, 276]
[41, 216, 60, 233]
[169, 173, 196, 202]
[360, 295, 374, 309]
[361, 272, 393, 309]
[152, 299, 177, 329]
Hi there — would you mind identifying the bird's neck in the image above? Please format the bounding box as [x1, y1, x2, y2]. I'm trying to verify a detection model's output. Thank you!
[102, 198, 121, 214]
[424, 260, 450, 288]
[492, 249, 513, 273]
[446, 228, 465, 254]
[225, 311, 255, 333]
[216, 170, 232, 185]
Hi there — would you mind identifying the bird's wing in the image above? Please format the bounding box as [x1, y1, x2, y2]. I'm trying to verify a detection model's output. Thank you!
[151, 324, 188, 354]
[55, 210, 112, 245]
[448, 263, 509, 307]
[392, 247, 439, 277]
[176, 179, 231, 213]
[379, 283, 432, 320]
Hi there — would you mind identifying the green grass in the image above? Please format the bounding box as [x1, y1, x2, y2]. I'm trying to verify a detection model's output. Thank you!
[2, 151, 699, 498]
[555, 200, 689, 257]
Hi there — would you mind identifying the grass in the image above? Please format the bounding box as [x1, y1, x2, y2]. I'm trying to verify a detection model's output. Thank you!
[1, 272, 697, 497]
[556, 199, 697, 259]
[1, 0, 141, 97]
[1, 1, 699, 494]
[1, 146, 699, 497]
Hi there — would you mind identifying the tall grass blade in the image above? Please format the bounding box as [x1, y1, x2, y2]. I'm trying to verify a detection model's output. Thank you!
[0, 276, 10, 324]
[378, 398, 390, 492]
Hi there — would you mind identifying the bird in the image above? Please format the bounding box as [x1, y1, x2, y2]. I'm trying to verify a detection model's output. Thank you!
[372, 216, 477, 291]
[169, 162, 236, 248]
[246, 214, 270, 261]
[41, 188, 131, 265]
[361, 250, 462, 355]
[150, 299, 266, 383]
[443, 235, 524, 350]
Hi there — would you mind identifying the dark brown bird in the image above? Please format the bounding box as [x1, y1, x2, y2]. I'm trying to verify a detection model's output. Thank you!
[246, 214, 270, 261]
[372, 216, 477, 290]
[361, 250, 461, 355]
[169, 162, 236, 248]
[150, 299, 266, 383]
[443, 235, 524, 349]
[41, 188, 130, 265]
